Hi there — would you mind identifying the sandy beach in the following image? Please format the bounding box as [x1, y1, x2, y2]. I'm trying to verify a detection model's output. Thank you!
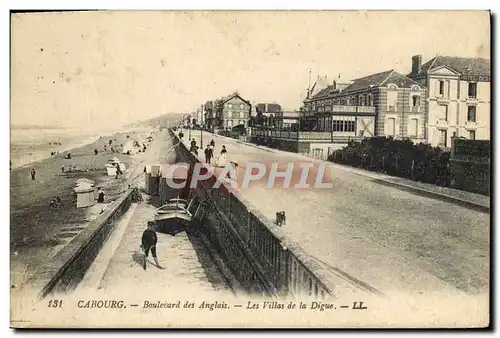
[10, 126, 162, 288]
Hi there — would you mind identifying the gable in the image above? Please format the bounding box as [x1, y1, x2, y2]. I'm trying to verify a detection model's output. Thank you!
[224, 94, 251, 107]
[428, 65, 460, 76]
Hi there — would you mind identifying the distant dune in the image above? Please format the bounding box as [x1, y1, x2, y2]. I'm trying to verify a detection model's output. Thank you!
[129, 113, 183, 129]
[11, 124, 66, 130]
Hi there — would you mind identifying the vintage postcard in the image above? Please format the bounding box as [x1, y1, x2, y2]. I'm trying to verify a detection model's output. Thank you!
[10, 10, 491, 328]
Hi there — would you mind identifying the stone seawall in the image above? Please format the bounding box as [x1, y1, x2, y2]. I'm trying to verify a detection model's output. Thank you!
[24, 189, 135, 299]
[170, 130, 337, 299]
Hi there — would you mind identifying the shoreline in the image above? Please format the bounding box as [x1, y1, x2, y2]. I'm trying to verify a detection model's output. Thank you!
[10, 126, 161, 288]
[10, 126, 154, 171]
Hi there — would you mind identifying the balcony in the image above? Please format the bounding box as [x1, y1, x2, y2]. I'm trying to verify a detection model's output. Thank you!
[251, 129, 361, 143]
[465, 121, 477, 129]
[307, 105, 376, 116]
[466, 96, 479, 105]
[436, 95, 450, 105]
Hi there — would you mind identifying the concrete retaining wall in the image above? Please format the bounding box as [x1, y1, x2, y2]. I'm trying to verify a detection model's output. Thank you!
[25, 189, 135, 299]
[171, 130, 337, 299]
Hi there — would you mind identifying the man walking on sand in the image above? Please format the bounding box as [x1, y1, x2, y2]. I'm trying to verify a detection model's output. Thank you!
[141, 221, 162, 270]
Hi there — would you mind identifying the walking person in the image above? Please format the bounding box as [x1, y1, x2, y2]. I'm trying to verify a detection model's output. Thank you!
[30, 168, 36, 181]
[204, 145, 212, 164]
[141, 221, 162, 270]
[221, 145, 227, 155]
[190, 138, 198, 156]
[210, 139, 215, 148]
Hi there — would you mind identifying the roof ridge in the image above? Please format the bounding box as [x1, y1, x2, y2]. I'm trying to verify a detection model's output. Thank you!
[379, 69, 395, 86]
[352, 69, 393, 81]
[428, 55, 439, 71]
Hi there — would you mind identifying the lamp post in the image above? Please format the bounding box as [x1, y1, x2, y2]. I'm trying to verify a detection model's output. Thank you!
[200, 104, 204, 148]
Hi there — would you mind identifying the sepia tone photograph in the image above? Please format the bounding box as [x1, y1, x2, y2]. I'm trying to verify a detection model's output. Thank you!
[9, 9, 491, 328]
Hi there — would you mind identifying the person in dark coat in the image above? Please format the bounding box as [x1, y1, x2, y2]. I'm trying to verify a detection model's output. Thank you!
[30, 168, 36, 181]
[221, 145, 227, 155]
[141, 221, 161, 270]
[210, 139, 215, 148]
[204, 145, 213, 164]
[97, 188, 105, 203]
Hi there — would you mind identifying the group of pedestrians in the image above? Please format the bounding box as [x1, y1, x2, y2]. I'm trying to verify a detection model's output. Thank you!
[189, 138, 227, 166]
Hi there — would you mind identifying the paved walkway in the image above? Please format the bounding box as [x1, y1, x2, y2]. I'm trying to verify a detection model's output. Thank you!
[181, 130, 489, 298]
[77, 133, 233, 299]
[89, 195, 232, 296]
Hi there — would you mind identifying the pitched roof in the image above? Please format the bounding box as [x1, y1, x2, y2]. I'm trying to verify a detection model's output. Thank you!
[220, 92, 251, 106]
[411, 56, 491, 78]
[342, 70, 394, 93]
[307, 70, 421, 100]
[341, 70, 420, 93]
[309, 76, 330, 97]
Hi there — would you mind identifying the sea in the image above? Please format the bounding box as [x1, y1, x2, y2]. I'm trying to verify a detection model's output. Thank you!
[10, 125, 144, 169]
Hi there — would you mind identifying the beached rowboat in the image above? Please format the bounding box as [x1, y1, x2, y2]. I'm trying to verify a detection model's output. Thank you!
[154, 198, 193, 232]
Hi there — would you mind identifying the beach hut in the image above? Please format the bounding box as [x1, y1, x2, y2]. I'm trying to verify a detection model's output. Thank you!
[75, 178, 95, 187]
[122, 140, 134, 154]
[104, 164, 117, 176]
[109, 156, 126, 171]
[74, 183, 95, 208]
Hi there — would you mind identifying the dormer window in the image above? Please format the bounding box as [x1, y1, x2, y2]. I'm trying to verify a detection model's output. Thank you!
[412, 95, 420, 107]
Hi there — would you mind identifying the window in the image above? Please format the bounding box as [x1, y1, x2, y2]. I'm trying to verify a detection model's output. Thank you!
[227, 120, 233, 128]
[227, 110, 232, 118]
[468, 82, 477, 99]
[467, 106, 476, 122]
[240, 111, 245, 118]
[438, 105, 448, 121]
[469, 130, 476, 140]
[331, 120, 355, 132]
[367, 94, 373, 106]
[387, 118, 396, 136]
[439, 80, 445, 96]
[359, 95, 365, 106]
[438, 129, 447, 147]
[227, 103, 233, 109]
[387, 90, 397, 111]
[412, 95, 420, 107]
[409, 118, 418, 137]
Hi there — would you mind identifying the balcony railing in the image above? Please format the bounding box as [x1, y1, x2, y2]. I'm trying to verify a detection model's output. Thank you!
[252, 129, 362, 143]
[304, 105, 376, 116]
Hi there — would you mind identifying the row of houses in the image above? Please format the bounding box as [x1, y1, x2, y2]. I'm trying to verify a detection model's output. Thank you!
[192, 93, 288, 132]
[302, 54, 491, 148]
[186, 54, 490, 151]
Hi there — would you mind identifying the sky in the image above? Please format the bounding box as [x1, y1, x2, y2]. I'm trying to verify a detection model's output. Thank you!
[10, 10, 490, 131]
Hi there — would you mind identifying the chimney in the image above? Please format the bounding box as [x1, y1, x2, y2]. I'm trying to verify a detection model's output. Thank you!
[412, 55, 422, 76]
